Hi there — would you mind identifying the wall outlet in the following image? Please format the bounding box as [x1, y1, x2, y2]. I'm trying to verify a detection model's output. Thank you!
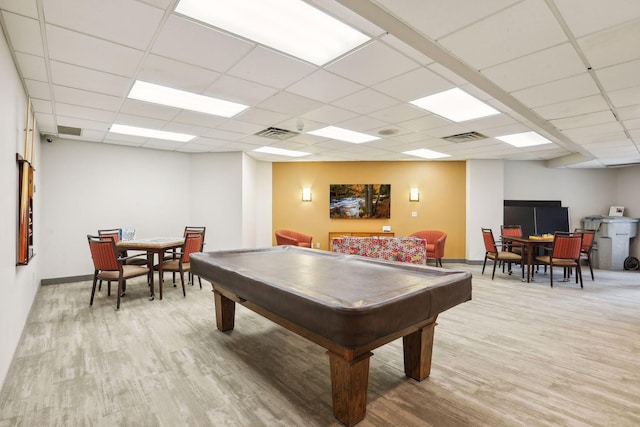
[412, 211, 418, 217]
[316, 242, 320, 248]
[382, 225, 391, 232]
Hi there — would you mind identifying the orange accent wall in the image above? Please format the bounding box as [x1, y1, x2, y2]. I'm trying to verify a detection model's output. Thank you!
[272, 161, 466, 259]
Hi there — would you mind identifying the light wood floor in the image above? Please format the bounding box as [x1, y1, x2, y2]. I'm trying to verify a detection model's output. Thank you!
[1, 263, 639, 426]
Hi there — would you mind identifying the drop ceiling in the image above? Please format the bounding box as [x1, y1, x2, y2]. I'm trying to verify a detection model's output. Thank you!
[0, 0, 638, 167]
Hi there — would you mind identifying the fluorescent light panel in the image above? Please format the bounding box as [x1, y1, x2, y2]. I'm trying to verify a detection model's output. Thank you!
[308, 126, 379, 144]
[403, 148, 451, 159]
[128, 81, 248, 118]
[410, 88, 500, 122]
[109, 124, 195, 142]
[175, 0, 370, 66]
[254, 146, 310, 157]
[496, 131, 553, 147]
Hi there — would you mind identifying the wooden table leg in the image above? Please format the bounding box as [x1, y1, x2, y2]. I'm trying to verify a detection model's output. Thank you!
[327, 351, 372, 426]
[403, 316, 437, 381]
[147, 252, 155, 300]
[214, 290, 236, 331]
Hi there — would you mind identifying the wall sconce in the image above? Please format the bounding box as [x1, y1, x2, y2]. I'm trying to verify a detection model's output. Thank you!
[409, 188, 420, 202]
[302, 187, 312, 202]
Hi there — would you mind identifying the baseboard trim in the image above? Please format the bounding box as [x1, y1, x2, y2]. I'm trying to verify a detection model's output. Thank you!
[41, 274, 93, 286]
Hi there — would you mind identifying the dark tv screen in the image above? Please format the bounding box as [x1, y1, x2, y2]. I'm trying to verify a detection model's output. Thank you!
[330, 184, 390, 219]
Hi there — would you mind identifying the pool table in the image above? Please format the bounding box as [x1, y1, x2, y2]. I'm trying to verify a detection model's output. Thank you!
[190, 246, 472, 426]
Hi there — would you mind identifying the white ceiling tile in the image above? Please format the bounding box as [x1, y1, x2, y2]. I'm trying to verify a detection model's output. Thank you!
[596, 58, 640, 92]
[511, 73, 599, 107]
[383, 34, 434, 66]
[34, 112, 56, 132]
[367, 104, 425, 123]
[204, 75, 278, 106]
[375, 0, 519, 40]
[554, 0, 640, 37]
[216, 119, 264, 135]
[373, 67, 452, 102]
[427, 63, 470, 86]
[562, 121, 625, 140]
[42, 0, 163, 50]
[24, 79, 51, 100]
[142, 139, 185, 150]
[119, 99, 180, 121]
[234, 107, 289, 127]
[616, 104, 640, 121]
[31, 98, 52, 114]
[300, 104, 359, 124]
[151, 15, 254, 72]
[0, 0, 38, 17]
[439, 0, 568, 70]
[256, 92, 321, 116]
[52, 84, 122, 110]
[533, 95, 609, 120]
[14, 52, 47, 81]
[334, 115, 388, 132]
[608, 86, 640, 108]
[228, 46, 315, 90]
[46, 24, 144, 76]
[397, 114, 452, 132]
[104, 132, 146, 144]
[287, 70, 363, 103]
[578, 19, 640, 69]
[161, 122, 209, 136]
[171, 110, 228, 128]
[622, 118, 640, 130]
[138, 54, 221, 93]
[136, 0, 172, 9]
[55, 102, 114, 122]
[327, 40, 419, 86]
[76, 129, 106, 141]
[1, 12, 43, 55]
[203, 129, 245, 141]
[550, 110, 617, 130]
[50, 61, 130, 97]
[482, 44, 586, 92]
[333, 88, 400, 115]
[56, 115, 110, 131]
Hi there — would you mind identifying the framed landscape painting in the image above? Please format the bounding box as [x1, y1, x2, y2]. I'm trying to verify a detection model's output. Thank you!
[330, 184, 391, 219]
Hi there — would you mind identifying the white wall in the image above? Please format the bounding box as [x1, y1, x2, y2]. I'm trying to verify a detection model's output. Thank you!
[40, 139, 191, 279]
[615, 165, 640, 258]
[241, 153, 273, 249]
[0, 28, 42, 391]
[466, 160, 504, 261]
[503, 161, 619, 231]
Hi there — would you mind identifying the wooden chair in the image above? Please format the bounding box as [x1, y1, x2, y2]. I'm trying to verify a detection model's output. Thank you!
[481, 228, 523, 280]
[155, 233, 204, 297]
[98, 228, 147, 265]
[87, 235, 150, 310]
[275, 229, 313, 248]
[535, 232, 583, 288]
[575, 228, 595, 281]
[165, 226, 206, 288]
[408, 230, 446, 267]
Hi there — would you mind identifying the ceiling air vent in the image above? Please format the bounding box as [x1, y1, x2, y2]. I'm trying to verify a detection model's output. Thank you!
[442, 131, 487, 143]
[57, 125, 82, 136]
[254, 127, 299, 140]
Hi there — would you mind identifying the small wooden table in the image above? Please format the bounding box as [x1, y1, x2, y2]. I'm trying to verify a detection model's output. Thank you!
[117, 237, 184, 300]
[191, 246, 471, 426]
[500, 235, 554, 282]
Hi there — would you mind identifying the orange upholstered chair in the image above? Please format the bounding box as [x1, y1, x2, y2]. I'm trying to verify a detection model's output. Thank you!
[481, 228, 523, 280]
[535, 231, 583, 288]
[408, 230, 447, 267]
[275, 229, 313, 248]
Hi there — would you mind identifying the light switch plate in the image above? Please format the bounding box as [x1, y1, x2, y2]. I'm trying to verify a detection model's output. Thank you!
[382, 225, 391, 232]
[412, 211, 417, 217]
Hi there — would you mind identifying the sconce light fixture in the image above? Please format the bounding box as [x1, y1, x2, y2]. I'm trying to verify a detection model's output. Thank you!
[302, 187, 312, 201]
[409, 188, 419, 202]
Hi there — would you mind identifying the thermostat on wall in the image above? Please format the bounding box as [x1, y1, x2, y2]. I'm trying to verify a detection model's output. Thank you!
[382, 226, 391, 232]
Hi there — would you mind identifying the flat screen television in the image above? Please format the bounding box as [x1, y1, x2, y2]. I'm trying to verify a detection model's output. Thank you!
[330, 184, 390, 219]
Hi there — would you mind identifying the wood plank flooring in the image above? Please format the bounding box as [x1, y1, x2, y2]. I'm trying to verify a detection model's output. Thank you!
[1, 264, 639, 426]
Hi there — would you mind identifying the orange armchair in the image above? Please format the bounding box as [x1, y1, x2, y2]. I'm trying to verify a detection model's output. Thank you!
[408, 230, 447, 267]
[275, 229, 313, 248]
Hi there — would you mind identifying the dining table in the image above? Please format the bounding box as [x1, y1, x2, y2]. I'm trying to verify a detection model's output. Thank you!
[117, 237, 184, 300]
[500, 235, 554, 282]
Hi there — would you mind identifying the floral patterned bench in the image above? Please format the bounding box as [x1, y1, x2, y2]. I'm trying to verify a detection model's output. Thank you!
[330, 236, 427, 265]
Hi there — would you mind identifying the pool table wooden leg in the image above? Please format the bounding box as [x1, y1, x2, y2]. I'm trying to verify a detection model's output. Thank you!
[213, 289, 235, 331]
[403, 316, 437, 381]
[327, 351, 372, 427]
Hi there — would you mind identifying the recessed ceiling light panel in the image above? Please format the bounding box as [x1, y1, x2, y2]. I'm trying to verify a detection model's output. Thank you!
[253, 146, 310, 157]
[496, 131, 553, 147]
[410, 88, 500, 122]
[403, 148, 451, 159]
[175, 0, 370, 66]
[308, 126, 380, 144]
[128, 80, 248, 118]
[109, 124, 195, 142]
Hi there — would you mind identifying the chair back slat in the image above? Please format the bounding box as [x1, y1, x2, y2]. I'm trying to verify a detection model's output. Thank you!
[575, 228, 595, 252]
[481, 228, 497, 252]
[184, 226, 206, 250]
[182, 233, 203, 262]
[88, 235, 119, 270]
[500, 225, 522, 238]
[552, 232, 582, 259]
[98, 228, 120, 243]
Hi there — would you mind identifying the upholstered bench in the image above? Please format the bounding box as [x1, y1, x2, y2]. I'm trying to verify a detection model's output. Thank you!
[330, 236, 427, 265]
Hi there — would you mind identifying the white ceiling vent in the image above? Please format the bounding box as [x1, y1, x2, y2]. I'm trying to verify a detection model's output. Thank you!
[254, 127, 299, 140]
[57, 125, 82, 136]
[442, 131, 487, 143]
